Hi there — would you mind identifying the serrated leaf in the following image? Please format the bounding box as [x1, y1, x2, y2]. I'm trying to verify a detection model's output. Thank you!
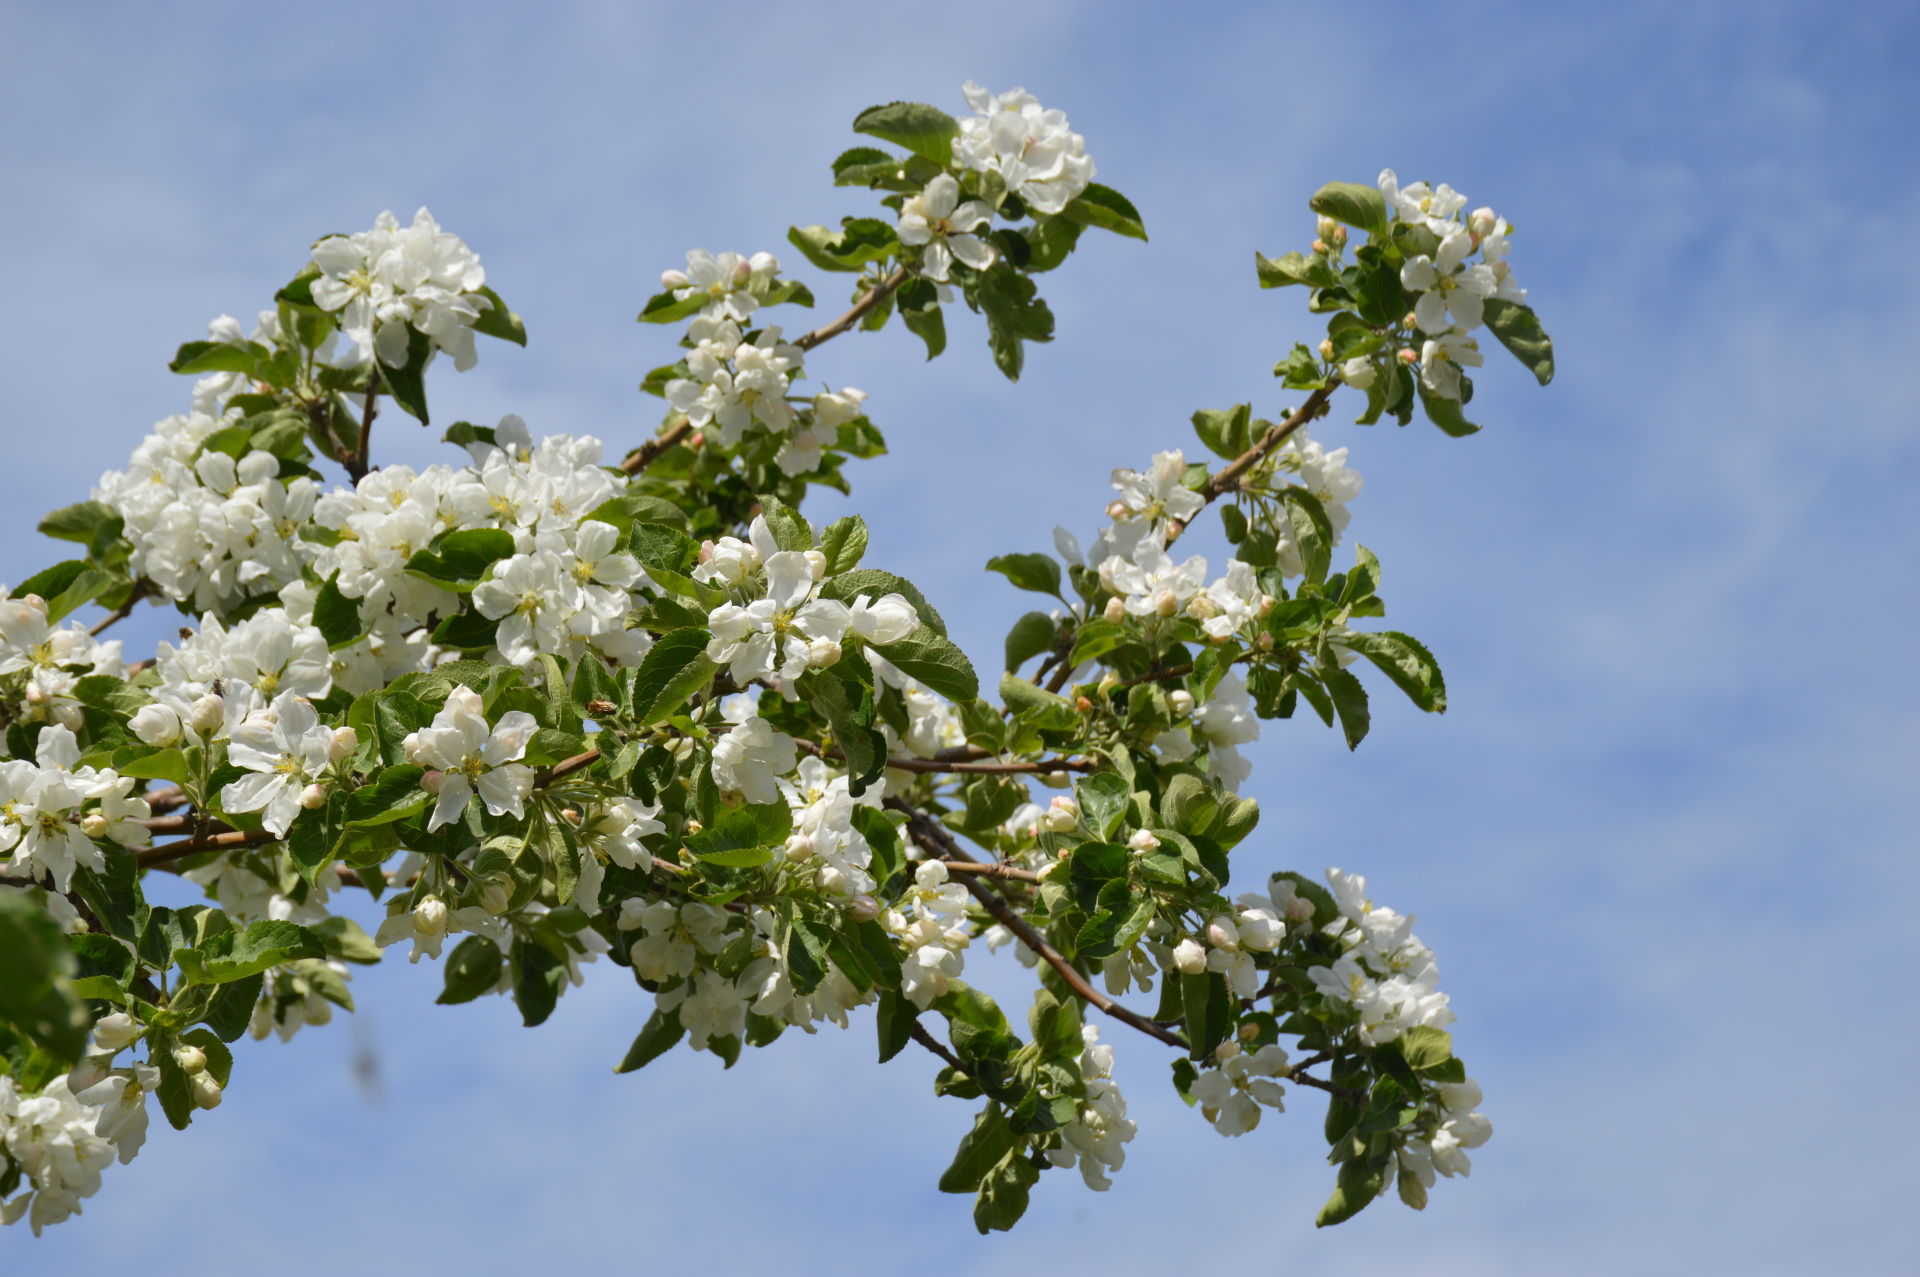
[818, 569, 947, 637]
[1002, 611, 1057, 673]
[437, 935, 504, 1005]
[985, 553, 1062, 599]
[1340, 630, 1447, 713]
[851, 100, 960, 165]
[818, 515, 869, 574]
[616, 1008, 685, 1073]
[1308, 181, 1389, 236]
[629, 628, 715, 723]
[1059, 183, 1147, 240]
[871, 626, 978, 703]
[1482, 297, 1555, 385]
[175, 920, 325, 986]
[314, 573, 369, 649]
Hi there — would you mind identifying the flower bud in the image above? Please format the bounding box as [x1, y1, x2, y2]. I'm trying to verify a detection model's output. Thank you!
[1074, 696, 1093, 714]
[189, 692, 225, 736]
[1205, 915, 1241, 951]
[1038, 770, 1071, 789]
[1215, 1039, 1244, 1063]
[1168, 689, 1194, 716]
[328, 726, 359, 763]
[412, 896, 449, 939]
[1283, 896, 1316, 924]
[1102, 596, 1127, 623]
[804, 550, 827, 581]
[697, 540, 716, 564]
[1397, 347, 1420, 365]
[1256, 632, 1276, 651]
[1339, 356, 1377, 390]
[92, 1011, 142, 1053]
[730, 258, 753, 287]
[190, 1071, 223, 1110]
[81, 812, 110, 838]
[129, 703, 182, 747]
[22, 682, 45, 706]
[1401, 312, 1419, 330]
[173, 1044, 208, 1075]
[1330, 224, 1348, 246]
[480, 878, 513, 916]
[1097, 672, 1120, 695]
[1469, 207, 1497, 238]
[1044, 796, 1079, 833]
[1188, 595, 1220, 620]
[420, 768, 445, 794]
[807, 637, 843, 669]
[560, 808, 581, 825]
[1126, 829, 1160, 853]
[1172, 938, 1207, 975]
[684, 820, 703, 835]
[1315, 215, 1340, 241]
[298, 783, 330, 810]
[1258, 595, 1277, 617]
[749, 251, 779, 277]
[1153, 589, 1179, 618]
[846, 893, 881, 924]
[1310, 238, 1329, 255]
[1317, 338, 1335, 361]
[660, 269, 691, 290]
[786, 834, 816, 863]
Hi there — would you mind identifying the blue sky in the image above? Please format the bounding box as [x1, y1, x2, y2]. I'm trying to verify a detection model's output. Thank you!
[3, 0, 1915, 1270]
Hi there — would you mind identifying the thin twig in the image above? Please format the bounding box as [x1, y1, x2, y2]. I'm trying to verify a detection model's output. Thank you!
[136, 830, 277, 869]
[345, 370, 380, 483]
[908, 1021, 967, 1074]
[794, 737, 1091, 776]
[885, 797, 1191, 1053]
[616, 415, 694, 476]
[90, 585, 146, 638]
[1163, 384, 1338, 547]
[942, 860, 1043, 884]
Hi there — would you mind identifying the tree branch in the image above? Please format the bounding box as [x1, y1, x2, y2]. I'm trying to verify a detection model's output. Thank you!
[136, 830, 278, 869]
[345, 370, 380, 484]
[1163, 384, 1338, 547]
[909, 1020, 966, 1074]
[794, 737, 1091, 776]
[89, 583, 146, 638]
[885, 797, 1191, 1053]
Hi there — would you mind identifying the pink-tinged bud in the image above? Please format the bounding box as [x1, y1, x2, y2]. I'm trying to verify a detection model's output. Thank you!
[1256, 632, 1276, 651]
[1238, 1021, 1261, 1043]
[1215, 1039, 1243, 1063]
[1172, 938, 1207, 974]
[1310, 238, 1329, 255]
[1206, 915, 1241, 951]
[298, 783, 330, 810]
[803, 550, 827, 581]
[23, 683, 45, 706]
[1102, 596, 1127, 623]
[807, 637, 842, 669]
[1044, 796, 1079, 833]
[1316, 215, 1340, 240]
[660, 269, 691, 290]
[1330, 224, 1348, 246]
[697, 540, 716, 564]
[173, 1044, 208, 1074]
[787, 834, 816, 862]
[730, 258, 753, 287]
[1153, 589, 1179, 618]
[1397, 347, 1420, 365]
[1401, 312, 1419, 330]
[1074, 695, 1093, 714]
[1105, 500, 1131, 522]
[1469, 207, 1497, 238]
[1258, 595, 1276, 617]
[189, 692, 225, 735]
[560, 808, 581, 824]
[81, 812, 110, 838]
[1168, 690, 1194, 716]
[1317, 338, 1335, 361]
[190, 1072, 223, 1110]
[846, 893, 881, 923]
[420, 769, 445, 794]
[684, 820, 703, 835]
[328, 726, 359, 763]
[1188, 595, 1220, 620]
[1283, 896, 1316, 924]
[1126, 829, 1160, 853]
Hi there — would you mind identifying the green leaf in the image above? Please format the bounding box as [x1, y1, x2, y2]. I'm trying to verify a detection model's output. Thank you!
[756, 493, 814, 552]
[508, 936, 566, 1027]
[17, 560, 113, 622]
[783, 915, 834, 997]
[1191, 403, 1253, 460]
[629, 628, 716, 723]
[615, 1007, 685, 1072]
[1398, 1024, 1454, 1070]
[405, 527, 516, 592]
[1317, 1157, 1388, 1227]
[314, 573, 369, 649]
[967, 262, 1054, 382]
[378, 324, 434, 424]
[201, 973, 265, 1041]
[875, 990, 916, 1063]
[894, 276, 948, 360]
[831, 145, 907, 187]
[807, 670, 885, 795]
[1416, 379, 1481, 437]
[1073, 772, 1130, 841]
[818, 516, 869, 575]
[437, 935, 504, 1006]
[1340, 630, 1447, 713]
[851, 101, 960, 165]
[1323, 665, 1371, 750]
[818, 569, 947, 637]
[470, 285, 526, 346]
[312, 916, 382, 965]
[687, 803, 792, 867]
[871, 626, 979, 702]
[343, 765, 431, 827]
[973, 1151, 1039, 1234]
[37, 500, 123, 551]
[1482, 297, 1555, 385]
[1002, 611, 1057, 673]
[1279, 487, 1334, 586]
[168, 339, 268, 376]
[1308, 181, 1389, 236]
[1180, 971, 1233, 1058]
[985, 553, 1062, 599]
[1255, 249, 1338, 290]
[787, 219, 898, 273]
[0, 892, 87, 1065]
[636, 290, 707, 325]
[175, 920, 326, 986]
[1059, 183, 1147, 240]
[939, 1104, 1017, 1193]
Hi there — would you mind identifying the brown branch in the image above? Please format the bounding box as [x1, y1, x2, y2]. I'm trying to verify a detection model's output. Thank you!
[616, 415, 694, 476]
[942, 860, 1043, 884]
[909, 1021, 966, 1074]
[885, 797, 1190, 1053]
[345, 370, 380, 483]
[136, 829, 278, 869]
[794, 737, 1091, 776]
[792, 266, 908, 352]
[538, 748, 604, 786]
[138, 814, 235, 835]
[1163, 384, 1338, 547]
[142, 786, 190, 814]
[90, 584, 146, 638]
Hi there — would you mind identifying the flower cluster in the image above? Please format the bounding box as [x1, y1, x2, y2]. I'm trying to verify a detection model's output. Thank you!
[1044, 1025, 1138, 1189]
[1376, 170, 1526, 399]
[0, 726, 149, 892]
[665, 318, 801, 450]
[659, 249, 783, 323]
[886, 860, 974, 1008]
[309, 207, 491, 371]
[0, 591, 124, 731]
[1306, 868, 1456, 1046]
[955, 82, 1095, 215]
[0, 1068, 149, 1235]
